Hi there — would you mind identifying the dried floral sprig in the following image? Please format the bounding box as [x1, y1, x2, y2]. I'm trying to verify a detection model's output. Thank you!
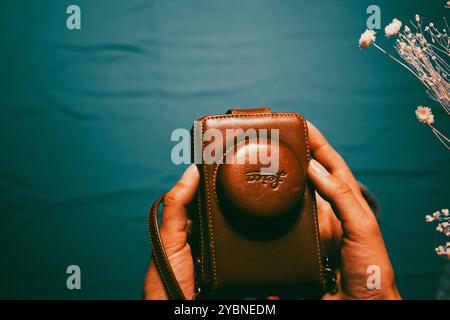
[416, 106, 450, 149]
[359, 16, 450, 114]
[425, 208, 450, 259]
[359, 29, 376, 48]
[397, 15, 450, 115]
[385, 18, 402, 37]
[359, 11, 449, 150]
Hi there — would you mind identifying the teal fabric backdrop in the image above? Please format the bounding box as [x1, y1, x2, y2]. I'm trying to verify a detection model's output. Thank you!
[0, 0, 449, 299]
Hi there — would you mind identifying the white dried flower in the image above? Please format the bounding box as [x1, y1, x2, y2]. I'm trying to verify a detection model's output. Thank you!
[436, 246, 450, 258]
[429, 22, 434, 28]
[359, 29, 376, 48]
[425, 208, 450, 259]
[415, 14, 420, 22]
[415, 106, 435, 125]
[433, 211, 441, 219]
[404, 25, 411, 33]
[385, 18, 402, 37]
[436, 245, 447, 255]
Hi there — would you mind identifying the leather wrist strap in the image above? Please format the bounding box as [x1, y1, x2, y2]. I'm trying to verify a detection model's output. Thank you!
[148, 185, 380, 300]
[148, 194, 187, 300]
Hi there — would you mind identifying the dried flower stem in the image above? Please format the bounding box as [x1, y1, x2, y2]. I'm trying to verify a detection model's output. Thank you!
[372, 42, 421, 78]
[374, 41, 450, 116]
[360, 11, 450, 150]
[429, 123, 450, 149]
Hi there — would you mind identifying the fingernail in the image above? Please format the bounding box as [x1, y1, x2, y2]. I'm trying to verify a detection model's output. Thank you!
[181, 164, 197, 181]
[309, 159, 330, 177]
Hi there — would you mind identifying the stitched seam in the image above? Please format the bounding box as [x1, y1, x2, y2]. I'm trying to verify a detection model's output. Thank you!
[208, 112, 307, 198]
[202, 112, 300, 121]
[201, 119, 219, 288]
[211, 139, 249, 202]
[193, 122, 206, 285]
[204, 113, 296, 288]
[202, 112, 324, 289]
[197, 192, 205, 281]
[148, 202, 171, 296]
[148, 200, 177, 298]
[151, 201, 179, 298]
[212, 139, 308, 225]
[149, 201, 184, 296]
[298, 114, 324, 286]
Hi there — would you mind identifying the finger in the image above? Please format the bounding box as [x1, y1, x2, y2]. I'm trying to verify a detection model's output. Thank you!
[308, 159, 379, 241]
[307, 121, 348, 173]
[306, 121, 370, 212]
[161, 164, 200, 233]
[316, 192, 343, 258]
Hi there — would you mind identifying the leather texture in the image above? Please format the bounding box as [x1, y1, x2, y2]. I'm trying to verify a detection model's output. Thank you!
[192, 108, 324, 298]
[226, 107, 271, 114]
[148, 194, 186, 299]
[148, 108, 381, 299]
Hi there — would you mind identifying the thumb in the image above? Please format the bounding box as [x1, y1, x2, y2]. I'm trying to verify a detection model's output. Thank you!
[307, 159, 379, 242]
[161, 164, 200, 233]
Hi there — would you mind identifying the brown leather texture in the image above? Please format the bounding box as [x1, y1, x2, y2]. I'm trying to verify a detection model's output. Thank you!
[226, 107, 271, 114]
[192, 108, 324, 298]
[148, 194, 187, 299]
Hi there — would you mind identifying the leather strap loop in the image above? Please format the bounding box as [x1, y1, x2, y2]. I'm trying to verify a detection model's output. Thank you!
[226, 107, 271, 114]
[148, 194, 186, 300]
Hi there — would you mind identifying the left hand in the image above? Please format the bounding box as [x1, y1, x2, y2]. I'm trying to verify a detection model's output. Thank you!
[143, 164, 199, 300]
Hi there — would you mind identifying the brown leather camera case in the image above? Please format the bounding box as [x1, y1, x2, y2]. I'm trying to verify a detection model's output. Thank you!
[190, 107, 324, 298]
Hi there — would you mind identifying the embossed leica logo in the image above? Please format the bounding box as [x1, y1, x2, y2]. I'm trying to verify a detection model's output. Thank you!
[245, 171, 286, 189]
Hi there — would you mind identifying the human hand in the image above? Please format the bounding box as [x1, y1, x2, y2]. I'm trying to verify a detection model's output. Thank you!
[144, 123, 401, 300]
[143, 164, 199, 300]
[306, 121, 401, 300]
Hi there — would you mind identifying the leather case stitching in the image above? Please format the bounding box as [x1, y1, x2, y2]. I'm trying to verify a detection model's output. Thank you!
[193, 122, 207, 288]
[148, 198, 181, 298]
[201, 120, 219, 289]
[199, 112, 324, 291]
[298, 114, 324, 285]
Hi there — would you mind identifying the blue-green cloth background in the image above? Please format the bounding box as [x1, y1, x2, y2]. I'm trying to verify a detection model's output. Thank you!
[0, 0, 449, 299]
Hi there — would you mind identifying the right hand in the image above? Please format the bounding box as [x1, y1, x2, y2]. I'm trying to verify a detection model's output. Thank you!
[306, 121, 401, 300]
